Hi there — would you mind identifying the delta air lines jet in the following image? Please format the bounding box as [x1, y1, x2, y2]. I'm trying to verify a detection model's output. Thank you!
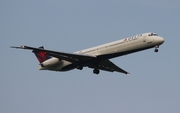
[11, 32, 164, 75]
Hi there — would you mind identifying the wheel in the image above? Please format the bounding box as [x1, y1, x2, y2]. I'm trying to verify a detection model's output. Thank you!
[93, 69, 100, 74]
[77, 65, 83, 70]
[154, 48, 158, 52]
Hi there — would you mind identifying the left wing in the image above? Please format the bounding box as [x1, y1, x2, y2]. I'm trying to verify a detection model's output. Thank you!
[11, 46, 96, 63]
[88, 59, 129, 74]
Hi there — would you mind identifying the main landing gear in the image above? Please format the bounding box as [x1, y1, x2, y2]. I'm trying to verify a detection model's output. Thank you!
[77, 65, 100, 75]
[77, 65, 83, 70]
[93, 68, 100, 74]
[154, 45, 159, 52]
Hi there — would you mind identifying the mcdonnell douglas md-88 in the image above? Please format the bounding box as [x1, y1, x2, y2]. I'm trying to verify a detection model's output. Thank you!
[11, 32, 164, 75]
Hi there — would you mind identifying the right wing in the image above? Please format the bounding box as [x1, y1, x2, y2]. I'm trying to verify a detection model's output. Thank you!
[88, 59, 129, 75]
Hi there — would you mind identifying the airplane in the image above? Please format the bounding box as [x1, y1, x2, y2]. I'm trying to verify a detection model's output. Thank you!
[11, 32, 164, 75]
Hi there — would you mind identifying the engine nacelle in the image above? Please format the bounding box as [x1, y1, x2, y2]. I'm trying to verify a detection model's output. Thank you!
[40, 58, 60, 67]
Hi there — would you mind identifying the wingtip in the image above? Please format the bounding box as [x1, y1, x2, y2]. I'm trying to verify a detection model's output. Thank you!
[10, 46, 15, 48]
[10, 46, 19, 48]
[10, 46, 26, 49]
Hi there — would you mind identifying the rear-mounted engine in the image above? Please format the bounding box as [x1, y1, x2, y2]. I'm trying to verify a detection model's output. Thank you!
[40, 58, 59, 67]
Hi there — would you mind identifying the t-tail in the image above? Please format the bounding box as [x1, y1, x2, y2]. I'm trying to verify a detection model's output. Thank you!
[32, 46, 51, 63]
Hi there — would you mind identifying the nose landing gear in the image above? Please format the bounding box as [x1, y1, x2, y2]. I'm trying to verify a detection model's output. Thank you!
[154, 45, 159, 52]
[154, 48, 158, 52]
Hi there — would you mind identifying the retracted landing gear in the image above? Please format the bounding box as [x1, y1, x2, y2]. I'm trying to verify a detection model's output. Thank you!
[93, 68, 100, 74]
[154, 45, 159, 52]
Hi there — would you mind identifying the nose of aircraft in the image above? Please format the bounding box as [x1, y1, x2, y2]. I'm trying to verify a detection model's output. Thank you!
[156, 36, 165, 45]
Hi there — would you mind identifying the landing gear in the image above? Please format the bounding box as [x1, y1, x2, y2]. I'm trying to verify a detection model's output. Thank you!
[77, 65, 83, 70]
[154, 48, 158, 52]
[154, 45, 159, 52]
[93, 68, 100, 74]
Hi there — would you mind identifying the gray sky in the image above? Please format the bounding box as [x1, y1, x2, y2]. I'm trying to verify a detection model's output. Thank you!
[1, 0, 180, 113]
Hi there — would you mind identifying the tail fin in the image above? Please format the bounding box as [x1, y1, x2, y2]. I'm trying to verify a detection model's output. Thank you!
[32, 46, 51, 63]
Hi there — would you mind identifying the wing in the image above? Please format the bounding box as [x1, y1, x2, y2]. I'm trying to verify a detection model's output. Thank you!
[88, 59, 129, 74]
[11, 45, 96, 63]
[11, 45, 129, 74]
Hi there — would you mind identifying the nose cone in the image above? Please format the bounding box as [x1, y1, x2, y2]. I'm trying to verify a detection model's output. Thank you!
[156, 37, 165, 45]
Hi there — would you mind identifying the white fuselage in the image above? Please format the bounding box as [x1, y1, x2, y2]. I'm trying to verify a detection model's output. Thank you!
[39, 33, 164, 71]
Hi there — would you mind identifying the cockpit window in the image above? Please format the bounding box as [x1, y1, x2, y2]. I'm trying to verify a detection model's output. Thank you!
[148, 33, 158, 36]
